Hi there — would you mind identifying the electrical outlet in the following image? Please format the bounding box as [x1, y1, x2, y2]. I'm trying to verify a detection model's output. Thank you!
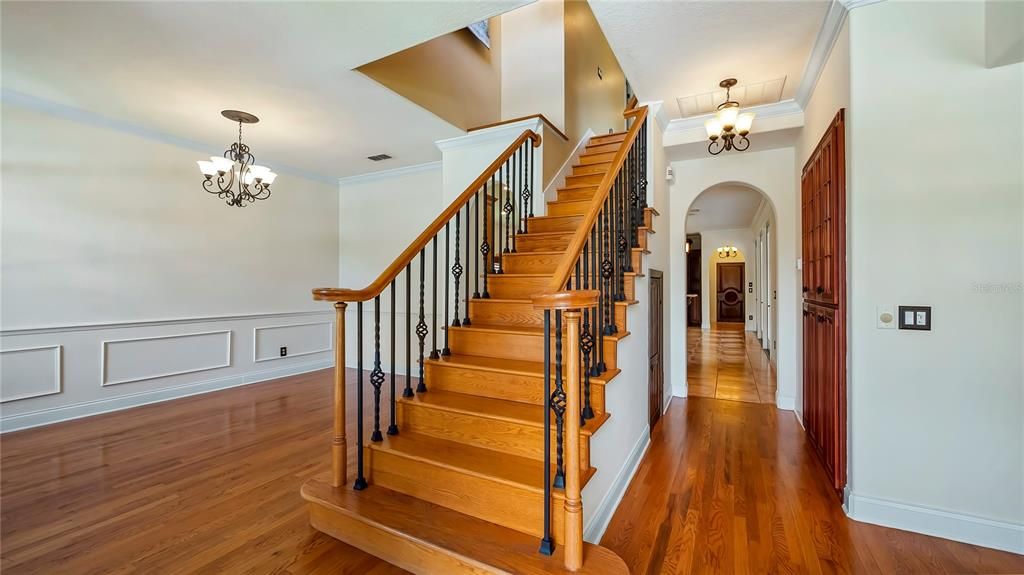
[280, 346, 288, 357]
[748, 314, 754, 320]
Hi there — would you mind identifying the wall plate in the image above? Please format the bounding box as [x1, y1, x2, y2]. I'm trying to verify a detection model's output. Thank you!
[898, 305, 932, 331]
[876, 305, 896, 329]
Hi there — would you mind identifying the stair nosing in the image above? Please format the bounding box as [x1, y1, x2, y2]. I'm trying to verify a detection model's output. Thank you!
[426, 353, 621, 384]
[399, 390, 606, 435]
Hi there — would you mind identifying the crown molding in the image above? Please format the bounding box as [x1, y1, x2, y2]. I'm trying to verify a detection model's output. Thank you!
[840, 0, 885, 9]
[337, 161, 441, 186]
[0, 88, 338, 185]
[794, 0, 851, 108]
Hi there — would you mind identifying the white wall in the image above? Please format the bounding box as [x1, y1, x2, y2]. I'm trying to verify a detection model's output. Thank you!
[500, 0, 566, 131]
[0, 101, 339, 431]
[669, 147, 798, 408]
[844, 1, 1024, 552]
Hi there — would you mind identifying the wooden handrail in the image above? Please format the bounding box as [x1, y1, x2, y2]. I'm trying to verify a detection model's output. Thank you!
[313, 130, 541, 303]
[468, 113, 569, 142]
[545, 105, 648, 293]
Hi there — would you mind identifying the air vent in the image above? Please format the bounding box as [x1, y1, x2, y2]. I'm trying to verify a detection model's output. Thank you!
[367, 154, 392, 162]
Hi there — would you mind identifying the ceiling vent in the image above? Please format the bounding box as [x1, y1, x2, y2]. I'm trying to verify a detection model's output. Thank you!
[676, 77, 787, 118]
[367, 154, 393, 162]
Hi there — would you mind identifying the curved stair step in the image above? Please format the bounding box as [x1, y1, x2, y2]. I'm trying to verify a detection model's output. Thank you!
[302, 478, 629, 575]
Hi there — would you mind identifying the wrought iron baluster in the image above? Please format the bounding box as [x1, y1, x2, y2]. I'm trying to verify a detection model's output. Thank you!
[552, 310, 566, 489]
[527, 142, 534, 218]
[463, 201, 471, 325]
[539, 309, 554, 556]
[519, 142, 528, 233]
[430, 235, 440, 360]
[631, 142, 641, 249]
[354, 302, 367, 490]
[496, 163, 504, 261]
[416, 249, 428, 393]
[451, 211, 462, 334]
[370, 296, 384, 443]
[388, 280, 398, 435]
[405, 264, 414, 398]
[503, 160, 513, 253]
[443, 223, 451, 353]
[474, 189, 481, 299]
[602, 197, 614, 336]
[624, 147, 636, 271]
[591, 225, 604, 374]
[581, 240, 595, 421]
[640, 119, 649, 209]
[482, 178, 493, 292]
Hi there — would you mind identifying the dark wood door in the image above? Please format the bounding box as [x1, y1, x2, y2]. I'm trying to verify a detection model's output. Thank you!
[686, 249, 701, 326]
[649, 270, 665, 430]
[716, 262, 745, 323]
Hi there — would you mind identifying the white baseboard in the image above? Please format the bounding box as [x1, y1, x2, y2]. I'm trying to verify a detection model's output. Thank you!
[0, 359, 333, 433]
[542, 129, 594, 204]
[583, 428, 651, 543]
[847, 493, 1024, 554]
[776, 393, 796, 411]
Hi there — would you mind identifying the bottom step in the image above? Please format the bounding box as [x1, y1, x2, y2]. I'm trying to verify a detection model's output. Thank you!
[302, 475, 628, 575]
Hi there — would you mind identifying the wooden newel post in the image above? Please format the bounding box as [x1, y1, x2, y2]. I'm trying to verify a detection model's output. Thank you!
[332, 302, 348, 488]
[531, 289, 599, 572]
[563, 308, 584, 571]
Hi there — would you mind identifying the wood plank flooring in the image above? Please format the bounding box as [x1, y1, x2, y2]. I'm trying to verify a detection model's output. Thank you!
[687, 324, 776, 404]
[2, 368, 1021, 573]
[601, 397, 1024, 574]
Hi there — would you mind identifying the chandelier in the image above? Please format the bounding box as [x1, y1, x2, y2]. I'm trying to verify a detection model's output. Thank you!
[717, 246, 738, 258]
[704, 79, 755, 155]
[196, 110, 277, 208]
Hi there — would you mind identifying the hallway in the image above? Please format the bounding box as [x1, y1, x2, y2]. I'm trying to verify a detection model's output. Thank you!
[687, 324, 776, 404]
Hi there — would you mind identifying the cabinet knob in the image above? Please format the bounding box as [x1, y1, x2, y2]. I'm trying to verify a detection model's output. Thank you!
[816, 286, 824, 294]
[817, 314, 826, 323]
[802, 286, 809, 293]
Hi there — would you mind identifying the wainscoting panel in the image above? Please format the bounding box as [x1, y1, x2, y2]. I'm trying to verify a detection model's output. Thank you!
[0, 345, 62, 403]
[102, 331, 232, 386]
[0, 311, 334, 432]
[254, 322, 332, 363]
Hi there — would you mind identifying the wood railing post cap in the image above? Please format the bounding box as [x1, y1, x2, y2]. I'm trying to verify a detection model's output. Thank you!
[531, 290, 600, 311]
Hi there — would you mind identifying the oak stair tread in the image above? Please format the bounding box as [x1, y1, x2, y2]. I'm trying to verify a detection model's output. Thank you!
[400, 390, 610, 435]
[427, 353, 621, 384]
[368, 432, 597, 493]
[451, 322, 631, 342]
[302, 477, 628, 575]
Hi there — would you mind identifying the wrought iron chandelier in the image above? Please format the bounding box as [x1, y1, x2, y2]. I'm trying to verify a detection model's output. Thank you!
[704, 79, 755, 155]
[196, 110, 277, 207]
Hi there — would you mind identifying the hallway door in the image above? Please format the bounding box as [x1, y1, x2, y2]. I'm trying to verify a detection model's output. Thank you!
[716, 262, 745, 323]
[649, 270, 664, 429]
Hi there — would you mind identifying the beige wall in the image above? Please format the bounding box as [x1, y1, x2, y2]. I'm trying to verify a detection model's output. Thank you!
[564, 0, 626, 142]
[501, 0, 565, 131]
[358, 21, 501, 130]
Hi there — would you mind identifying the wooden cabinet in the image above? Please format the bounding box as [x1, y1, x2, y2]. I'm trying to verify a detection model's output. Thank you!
[801, 110, 847, 498]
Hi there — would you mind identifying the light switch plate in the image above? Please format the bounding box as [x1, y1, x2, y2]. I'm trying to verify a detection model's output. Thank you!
[898, 305, 931, 331]
[877, 305, 896, 329]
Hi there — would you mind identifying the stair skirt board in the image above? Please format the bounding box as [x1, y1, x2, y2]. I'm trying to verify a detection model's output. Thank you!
[306, 129, 654, 574]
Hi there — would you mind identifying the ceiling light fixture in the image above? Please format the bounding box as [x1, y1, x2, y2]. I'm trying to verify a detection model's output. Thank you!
[717, 246, 738, 259]
[197, 110, 277, 208]
[704, 79, 755, 156]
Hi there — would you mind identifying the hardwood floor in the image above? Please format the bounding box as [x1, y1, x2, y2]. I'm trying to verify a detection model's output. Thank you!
[687, 324, 776, 404]
[601, 397, 1024, 574]
[2, 369, 1021, 573]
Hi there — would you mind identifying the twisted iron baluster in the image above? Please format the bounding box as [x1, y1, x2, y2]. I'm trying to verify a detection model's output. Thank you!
[452, 211, 462, 331]
[443, 222, 452, 354]
[601, 196, 614, 336]
[552, 310, 566, 489]
[592, 225, 604, 374]
[503, 160, 513, 253]
[527, 142, 534, 218]
[416, 249, 428, 393]
[581, 239, 595, 421]
[539, 309, 554, 556]
[370, 295, 384, 443]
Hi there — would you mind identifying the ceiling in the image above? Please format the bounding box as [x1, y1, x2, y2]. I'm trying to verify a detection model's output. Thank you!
[1, 1, 525, 181]
[589, 0, 831, 120]
[686, 184, 765, 232]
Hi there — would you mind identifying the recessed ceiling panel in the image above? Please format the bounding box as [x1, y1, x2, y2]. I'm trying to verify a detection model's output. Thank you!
[676, 77, 787, 118]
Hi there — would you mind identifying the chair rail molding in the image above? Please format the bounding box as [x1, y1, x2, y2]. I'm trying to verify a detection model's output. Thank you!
[0, 310, 332, 337]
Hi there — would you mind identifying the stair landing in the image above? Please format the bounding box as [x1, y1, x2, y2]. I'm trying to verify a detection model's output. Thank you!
[303, 476, 629, 575]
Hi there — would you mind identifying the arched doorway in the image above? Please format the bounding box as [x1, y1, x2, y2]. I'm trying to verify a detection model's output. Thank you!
[683, 183, 778, 403]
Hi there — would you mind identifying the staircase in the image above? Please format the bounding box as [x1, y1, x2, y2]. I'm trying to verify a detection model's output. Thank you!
[304, 106, 653, 573]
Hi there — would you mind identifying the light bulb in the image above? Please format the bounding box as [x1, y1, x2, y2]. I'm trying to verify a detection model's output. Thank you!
[736, 113, 755, 136]
[210, 156, 234, 173]
[717, 105, 739, 131]
[196, 160, 217, 176]
[704, 118, 723, 140]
